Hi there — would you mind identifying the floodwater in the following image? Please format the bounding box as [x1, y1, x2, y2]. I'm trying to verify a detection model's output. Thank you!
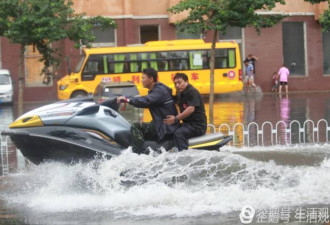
[1, 92, 330, 225]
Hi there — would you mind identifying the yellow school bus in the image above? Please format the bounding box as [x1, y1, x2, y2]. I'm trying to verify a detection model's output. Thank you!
[57, 39, 243, 99]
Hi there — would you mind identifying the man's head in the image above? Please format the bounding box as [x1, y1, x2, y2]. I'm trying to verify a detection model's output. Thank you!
[142, 68, 158, 89]
[244, 59, 249, 66]
[173, 73, 189, 92]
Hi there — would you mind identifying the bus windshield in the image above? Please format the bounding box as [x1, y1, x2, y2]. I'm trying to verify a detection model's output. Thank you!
[75, 55, 86, 73]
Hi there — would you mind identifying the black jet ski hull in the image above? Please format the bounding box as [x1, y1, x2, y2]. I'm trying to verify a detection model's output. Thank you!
[2, 126, 233, 164]
[2, 126, 123, 164]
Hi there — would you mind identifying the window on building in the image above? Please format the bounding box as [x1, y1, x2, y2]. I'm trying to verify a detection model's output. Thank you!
[140, 25, 159, 44]
[219, 26, 242, 40]
[322, 31, 330, 75]
[176, 25, 201, 39]
[282, 22, 306, 76]
[91, 26, 115, 47]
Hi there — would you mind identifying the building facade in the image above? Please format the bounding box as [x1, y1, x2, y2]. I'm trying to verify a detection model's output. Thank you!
[0, 0, 329, 102]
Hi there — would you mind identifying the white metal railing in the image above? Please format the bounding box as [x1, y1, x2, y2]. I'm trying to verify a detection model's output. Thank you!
[0, 132, 9, 176]
[217, 119, 330, 147]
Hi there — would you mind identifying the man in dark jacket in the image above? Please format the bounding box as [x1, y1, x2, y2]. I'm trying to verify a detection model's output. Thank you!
[117, 68, 178, 154]
[163, 73, 207, 151]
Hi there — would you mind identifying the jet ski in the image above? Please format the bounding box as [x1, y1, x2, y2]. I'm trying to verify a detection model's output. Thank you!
[1, 97, 232, 164]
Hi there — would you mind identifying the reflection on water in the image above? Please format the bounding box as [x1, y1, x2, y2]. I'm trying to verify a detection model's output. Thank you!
[279, 94, 290, 122]
[279, 94, 290, 144]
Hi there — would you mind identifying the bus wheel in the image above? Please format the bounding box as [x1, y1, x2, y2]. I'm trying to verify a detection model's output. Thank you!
[71, 90, 87, 98]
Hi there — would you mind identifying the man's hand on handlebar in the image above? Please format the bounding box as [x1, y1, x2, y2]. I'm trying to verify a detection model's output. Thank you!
[116, 96, 126, 103]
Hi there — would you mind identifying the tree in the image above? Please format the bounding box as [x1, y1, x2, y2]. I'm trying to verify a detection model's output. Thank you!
[304, 0, 330, 31]
[0, 0, 116, 115]
[168, 0, 285, 126]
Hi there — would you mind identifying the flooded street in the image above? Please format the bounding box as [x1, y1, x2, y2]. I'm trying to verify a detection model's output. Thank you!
[1, 92, 330, 225]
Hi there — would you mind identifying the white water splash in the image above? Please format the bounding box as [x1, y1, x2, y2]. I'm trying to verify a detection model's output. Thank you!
[4, 145, 330, 218]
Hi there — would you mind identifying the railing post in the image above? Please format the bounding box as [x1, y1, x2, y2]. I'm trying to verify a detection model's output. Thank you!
[247, 122, 259, 147]
[232, 123, 245, 147]
[289, 120, 301, 145]
[207, 124, 216, 133]
[0, 133, 9, 176]
[218, 124, 232, 145]
[275, 121, 287, 145]
[261, 121, 273, 146]
[316, 119, 328, 143]
[303, 120, 315, 143]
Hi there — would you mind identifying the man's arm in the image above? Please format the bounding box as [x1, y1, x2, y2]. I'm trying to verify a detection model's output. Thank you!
[164, 87, 201, 125]
[117, 89, 166, 108]
[163, 106, 195, 125]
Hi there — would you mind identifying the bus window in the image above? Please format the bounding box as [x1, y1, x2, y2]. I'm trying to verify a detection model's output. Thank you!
[114, 54, 125, 73]
[130, 54, 139, 72]
[157, 52, 168, 71]
[189, 51, 205, 70]
[103, 55, 108, 74]
[213, 49, 236, 68]
[228, 49, 236, 68]
[107, 54, 115, 73]
[202, 54, 209, 69]
[169, 51, 188, 71]
[138, 53, 158, 71]
[82, 55, 104, 74]
[75, 55, 86, 73]
[140, 53, 148, 71]
[215, 57, 227, 68]
[149, 53, 158, 71]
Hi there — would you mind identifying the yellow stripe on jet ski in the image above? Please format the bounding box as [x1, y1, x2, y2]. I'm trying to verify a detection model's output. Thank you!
[188, 139, 222, 149]
[82, 129, 111, 141]
[10, 115, 44, 128]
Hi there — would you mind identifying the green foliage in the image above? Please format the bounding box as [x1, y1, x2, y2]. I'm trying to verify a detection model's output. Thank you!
[168, 0, 286, 34]
[304, 0, 330, 31]
[320, 8, 330, 31]
[0, 0, 116, 76]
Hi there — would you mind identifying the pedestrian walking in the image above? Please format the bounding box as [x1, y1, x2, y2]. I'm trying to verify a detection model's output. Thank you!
[244, 59, 257, 93]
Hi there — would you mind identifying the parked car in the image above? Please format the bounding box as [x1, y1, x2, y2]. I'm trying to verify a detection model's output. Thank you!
[93, 81, 144, 123]
[0, 69, 13, 105]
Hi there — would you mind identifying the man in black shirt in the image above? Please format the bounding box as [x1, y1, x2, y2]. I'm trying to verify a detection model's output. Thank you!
[163, 73, 207, 151]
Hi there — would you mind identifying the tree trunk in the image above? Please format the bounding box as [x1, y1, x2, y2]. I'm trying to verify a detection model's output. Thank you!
[209, 30, 217, 129]
[18, 44, 25, 116]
